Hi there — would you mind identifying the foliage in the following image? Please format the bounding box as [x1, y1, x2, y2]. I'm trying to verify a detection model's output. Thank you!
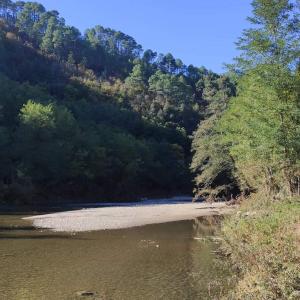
[235, 0, 300, 69]
[192, 0, 300, 200]
[219, 65, 300, 196]
[190, 76, 239, 200]
[216, 1, 300, 298]
[0, 70, 192, 201]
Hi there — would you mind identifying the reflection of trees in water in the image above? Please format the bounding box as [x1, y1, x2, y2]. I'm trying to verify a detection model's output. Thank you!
[192, 215, 222, 236]
[190, 216, 234, 298]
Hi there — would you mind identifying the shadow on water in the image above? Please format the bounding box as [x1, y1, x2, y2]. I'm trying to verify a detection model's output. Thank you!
[0, 234, 87, 240]
[0, 225, 36, 231]
[0, 225, 89, 240]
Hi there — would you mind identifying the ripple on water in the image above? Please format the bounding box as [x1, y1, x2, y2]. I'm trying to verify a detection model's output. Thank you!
[0, 215, 233, 300]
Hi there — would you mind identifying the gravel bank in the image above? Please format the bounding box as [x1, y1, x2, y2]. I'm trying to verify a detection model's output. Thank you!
[24, 202, 234, 232]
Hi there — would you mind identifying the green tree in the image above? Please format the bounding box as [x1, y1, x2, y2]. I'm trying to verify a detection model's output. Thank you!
[16, 2, 46, 44]
[191, 0, 300, 200]
[236, 0, 300, 69]
[17, 100, 77, 186]
[191, 76, 238, 201]
[148, 70, 197, 132]
[125, 63, 147, 96]
[220, 0, 300, 197]
[40, 15, 57, 54]
[220, 65, 300, 196]
[0, 126, 13, 189]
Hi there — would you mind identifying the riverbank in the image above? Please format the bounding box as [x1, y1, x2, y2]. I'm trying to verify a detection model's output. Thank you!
[24, 201, 234, 232]
[221, 195, 300, 300]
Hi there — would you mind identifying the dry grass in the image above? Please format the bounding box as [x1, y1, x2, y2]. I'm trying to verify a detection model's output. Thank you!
[221, 193, 300, 300]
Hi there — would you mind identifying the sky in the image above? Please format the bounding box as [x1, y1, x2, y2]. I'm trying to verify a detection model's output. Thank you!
[28, 0, 253, 73]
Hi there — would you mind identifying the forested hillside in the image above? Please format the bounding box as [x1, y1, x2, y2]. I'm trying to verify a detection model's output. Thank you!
[0, 0, 235, 203]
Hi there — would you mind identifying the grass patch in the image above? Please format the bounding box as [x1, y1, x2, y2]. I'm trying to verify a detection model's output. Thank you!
[221, 194, 300, 299]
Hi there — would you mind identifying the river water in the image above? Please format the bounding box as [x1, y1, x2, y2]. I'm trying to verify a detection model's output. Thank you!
[0, 214, 233, 300]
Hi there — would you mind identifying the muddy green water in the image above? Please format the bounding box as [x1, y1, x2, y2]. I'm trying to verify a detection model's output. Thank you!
[0, 214, 232, 300]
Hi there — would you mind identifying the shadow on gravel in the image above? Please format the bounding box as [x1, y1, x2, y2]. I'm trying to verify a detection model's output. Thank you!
[0, 226, 36, 231]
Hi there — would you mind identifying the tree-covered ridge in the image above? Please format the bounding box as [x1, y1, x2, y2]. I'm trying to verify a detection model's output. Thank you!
[0, 0, 235, 202]
[0, 0, 235, 135]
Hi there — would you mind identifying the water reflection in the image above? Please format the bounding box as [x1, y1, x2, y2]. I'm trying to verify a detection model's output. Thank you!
[0, 215, 232, 299]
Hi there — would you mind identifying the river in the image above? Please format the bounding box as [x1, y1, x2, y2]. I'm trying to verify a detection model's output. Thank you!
[0, 212, 233, 299]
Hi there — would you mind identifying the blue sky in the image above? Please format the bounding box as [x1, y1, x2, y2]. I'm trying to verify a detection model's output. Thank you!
[29, 0, 253, 73]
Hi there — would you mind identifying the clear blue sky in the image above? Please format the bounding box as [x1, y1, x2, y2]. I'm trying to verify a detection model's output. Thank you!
[28, 0, 253, 73]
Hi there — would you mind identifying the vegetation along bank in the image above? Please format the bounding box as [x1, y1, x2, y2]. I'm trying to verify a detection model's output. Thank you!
[191, 1, 300, 298]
